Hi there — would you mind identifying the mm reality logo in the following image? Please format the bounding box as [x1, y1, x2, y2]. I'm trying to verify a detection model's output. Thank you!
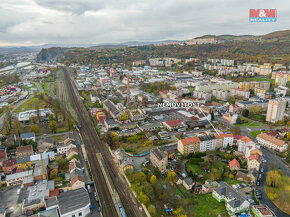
[249, 9, 277, 22]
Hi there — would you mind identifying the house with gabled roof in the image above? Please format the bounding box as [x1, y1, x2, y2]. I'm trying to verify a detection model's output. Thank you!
[229, 159, 240, 171]
[212, 182, 250, 215]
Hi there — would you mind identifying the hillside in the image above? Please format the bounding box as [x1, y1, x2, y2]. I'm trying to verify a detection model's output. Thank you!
[36, 30, 290, 65]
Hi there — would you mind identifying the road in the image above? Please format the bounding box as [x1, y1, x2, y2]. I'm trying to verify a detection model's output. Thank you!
[255, 147, 289, 217]
[215, 116, 290, 216]
[62, 67, 142, 217]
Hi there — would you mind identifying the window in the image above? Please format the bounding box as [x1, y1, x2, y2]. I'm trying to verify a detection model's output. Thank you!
[79, 213, 82, 216]
[72, 215, 75, 217]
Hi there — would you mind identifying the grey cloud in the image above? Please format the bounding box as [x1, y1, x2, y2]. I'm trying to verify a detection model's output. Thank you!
[0, 0, 289, 45]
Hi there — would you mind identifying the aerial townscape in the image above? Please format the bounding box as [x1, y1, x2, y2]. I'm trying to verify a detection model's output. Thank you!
[0, 1, 290, 217]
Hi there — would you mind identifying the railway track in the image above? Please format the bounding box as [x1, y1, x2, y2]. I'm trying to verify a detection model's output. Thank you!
[62, 67, 142, 217]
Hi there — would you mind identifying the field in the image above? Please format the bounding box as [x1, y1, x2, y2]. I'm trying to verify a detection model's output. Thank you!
[13, 97, 47, 113]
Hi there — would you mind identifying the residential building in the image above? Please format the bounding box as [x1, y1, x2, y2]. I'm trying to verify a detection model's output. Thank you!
[212, 89, 231, 101]
[252, 205, 276, 217]
[199, 134, 216, 152]
[229, 159, 240, 170]
[212, 182, 250, 215]
[150, 148, 168, 173]
[223, 134, 234, 148]
[192, 91, 212, 102]
[230, 88, 250, 99]
[38, 138, 55, 153]
[215, 134, 223, 149]
[182, 177, 194, 190]
[247, 168, 259, 184]
[20, 132, 36, 142]
[2, 159, 17, 174]
[16, 145, 34, 158]
[0, 151, 7, 167]
[274, 86, 288, 97]
[71, 176, 85, 190]
[177, 137, 200, 155]
[104, 118, 119, 131]
[266, 98, 286, 123]
[18, 109, 52, 124]
[247, 154, 261, 171]
[57, 141, 77, 155]
[256, 133, 288, 152]
[222, 113, 238, 124]
[5, 170, 33, 186]
[238, 136, 255, 153]
[66, 147, 78, 160]
[229, 104, 241, 113]
[202, 180, 220, 194]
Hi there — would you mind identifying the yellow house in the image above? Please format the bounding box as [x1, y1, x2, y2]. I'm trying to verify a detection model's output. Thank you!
[17, 156, 32, 169]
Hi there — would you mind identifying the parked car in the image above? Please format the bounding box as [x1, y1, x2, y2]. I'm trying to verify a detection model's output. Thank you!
[260, 167, 264, 173]
[256, 181, 260, 186]
[95, 196, 99, 202]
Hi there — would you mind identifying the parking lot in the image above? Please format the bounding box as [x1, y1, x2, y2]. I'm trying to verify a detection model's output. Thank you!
[0, 186, 24, 217]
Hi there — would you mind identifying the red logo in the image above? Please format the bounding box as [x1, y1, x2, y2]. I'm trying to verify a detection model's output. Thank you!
[249, 9, 277, 18]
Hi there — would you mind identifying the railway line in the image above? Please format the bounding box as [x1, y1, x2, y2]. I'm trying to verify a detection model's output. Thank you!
[62, 67, 142, 217]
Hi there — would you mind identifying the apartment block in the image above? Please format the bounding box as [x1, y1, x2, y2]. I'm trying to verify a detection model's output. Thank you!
[266, 98, 286, 123]
[177, 137, 200, 155]
[150, 148, 168, 173]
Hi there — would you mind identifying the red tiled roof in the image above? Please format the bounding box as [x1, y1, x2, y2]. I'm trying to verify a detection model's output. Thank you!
[49, 190, 59, 197]
[0, 152, 7, 160]
[239, 136, 252, 143]
[229, 159, 240, 169]
[248, 153, 261, 163]
[16, 145, 33, 152]
[2, 159, 17, 167]
[180, 137, 200, 145]
[71, 176, 85, 185]
[257, 133, 286, 147]
[164, 119, 183, 128]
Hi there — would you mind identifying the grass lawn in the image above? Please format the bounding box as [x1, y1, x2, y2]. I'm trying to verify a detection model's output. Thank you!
[192, 194, 229, 217]
[235, 117, 264, 128]
[250, 130, 269, 138]
[243, 77, 275, 84]
[43, 82, 49, 95]
[14, 97, 47, 113]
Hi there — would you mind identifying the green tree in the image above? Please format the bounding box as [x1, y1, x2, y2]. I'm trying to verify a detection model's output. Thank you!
[49, 168, 58, 180]
[147, 204, 157, 216]
[49, 120, 57, 133]
[242, 109, 249, 117]
[229, 96, 236, 105]
[138, 192, 150, 205]
[13, 117, 21, 137]
[55, 156, 69, 171]
[30, 124, 39, 135]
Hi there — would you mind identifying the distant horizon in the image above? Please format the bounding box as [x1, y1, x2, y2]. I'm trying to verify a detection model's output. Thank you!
[0, 28, 289, 48]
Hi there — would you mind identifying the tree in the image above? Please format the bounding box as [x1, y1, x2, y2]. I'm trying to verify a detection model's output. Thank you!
[138, 192, 150, 205]
[249, 105, 257, 114]
[13, 117, 21, 137]
[242, 109, 249, 117]
[35, 103, 41, 123]
[49, 168, 58, 180]
[229, 174, 234, 179]
[266, 170, 281, 187]
[228, 96, 236, 105]
[49, 120, 57, 133]
[119, 111, 129, 120]
[147, 204, 157, 216]
[30, 124, 39, 135]
[236, 117, 242, 125]
[167, 171, 176, 182]
[256, 106, 263, 114]
[55, 156, 69, 171]
[231, 126, 241, 135]
[30, 116, 37, 124]
[150, 175, 157, 184]
[48, 114, 55, 122]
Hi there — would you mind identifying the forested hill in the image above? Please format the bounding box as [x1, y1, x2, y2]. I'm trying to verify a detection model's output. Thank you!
[36, 30, 290, 65]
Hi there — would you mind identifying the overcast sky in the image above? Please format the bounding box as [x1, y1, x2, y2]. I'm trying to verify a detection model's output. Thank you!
[0, 0, 289, 46]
